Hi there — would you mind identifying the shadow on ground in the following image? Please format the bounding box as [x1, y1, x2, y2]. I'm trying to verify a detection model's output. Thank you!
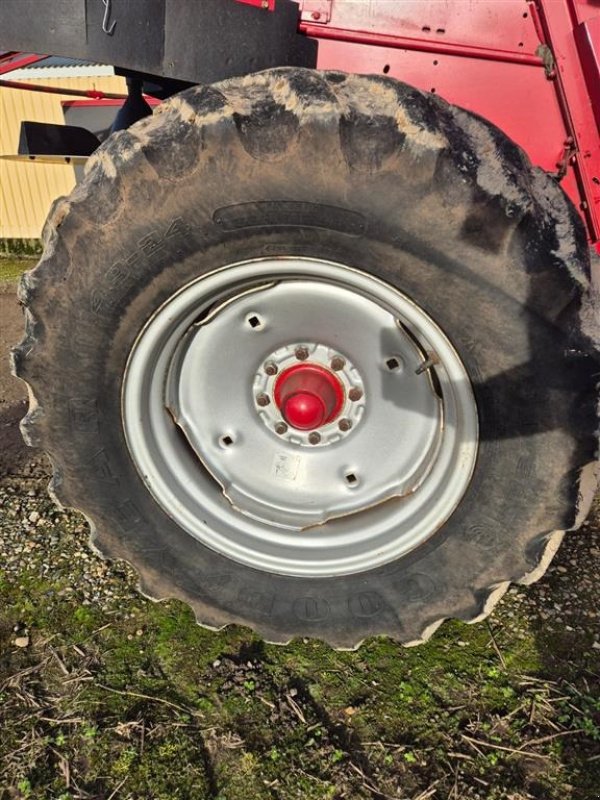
[0, 275, 598, 800]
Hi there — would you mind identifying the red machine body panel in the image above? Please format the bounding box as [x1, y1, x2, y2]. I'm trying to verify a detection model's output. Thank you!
[2, 0, 598, 245]
[298, 0, 600, 247]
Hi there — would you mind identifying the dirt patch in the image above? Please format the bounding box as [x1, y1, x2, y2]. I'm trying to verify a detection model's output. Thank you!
[0, 281, 26, 410]
[0, 282, 36, 479]
[0, 275, 48, 482]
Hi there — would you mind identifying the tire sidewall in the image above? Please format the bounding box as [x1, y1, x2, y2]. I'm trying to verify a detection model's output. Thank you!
[50, 223, 575, 644]
[26, 69, 594, 644]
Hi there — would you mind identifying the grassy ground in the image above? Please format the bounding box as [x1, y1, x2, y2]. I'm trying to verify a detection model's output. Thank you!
[0, 258, 35, 285]
[0, 260, 598, 799]
[0, 469, 598, 800]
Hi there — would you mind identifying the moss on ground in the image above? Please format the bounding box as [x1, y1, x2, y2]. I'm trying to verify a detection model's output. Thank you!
[1, 485, 599, 799]
[0, 257, 34, 285]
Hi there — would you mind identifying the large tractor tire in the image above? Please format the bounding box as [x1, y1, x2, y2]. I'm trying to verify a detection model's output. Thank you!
[14, 68, 598, 648]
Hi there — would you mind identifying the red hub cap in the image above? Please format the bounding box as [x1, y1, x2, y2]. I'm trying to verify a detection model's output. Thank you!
[274, 364, 345, 431]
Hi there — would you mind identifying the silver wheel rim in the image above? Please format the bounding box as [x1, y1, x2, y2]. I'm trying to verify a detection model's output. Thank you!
[122, 257, 478, 577]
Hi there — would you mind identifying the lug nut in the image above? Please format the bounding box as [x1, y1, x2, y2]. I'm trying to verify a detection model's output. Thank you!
[338, 418, 352, 432]
[256, 393, 270, 407]
[295, 346, 309, 361]
[264, 361, 278, 376]
[275, 422, 288, 435]
[348, 387, 363, 402]
[331, 356, 346, 371]
[308, 432, 321, 445]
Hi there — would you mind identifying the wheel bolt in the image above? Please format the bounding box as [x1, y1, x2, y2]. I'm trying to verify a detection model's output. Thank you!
[308, 432, 321, 445]
[256, 393, 270, 407]
[295, 346, 309, 361]
[348, 387, 363, 402]
[331, 356, 346, 371]
[264, 361, 278, 376]
[338, 418, 352, 432]
[275, 422, 288, 435]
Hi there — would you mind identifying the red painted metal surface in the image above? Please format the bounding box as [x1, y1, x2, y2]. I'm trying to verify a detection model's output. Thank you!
[3, 1, 598, 244]
[297, 0, 600, 246]
[575, 16, 600, 129]
[299, 24, 544, 67]
[534, 0, 600, 243]
[234, 0, 275, 10]
[275, 364, 345, 430]
[0, 53, 46, 74]
[0, 78, 128, 99]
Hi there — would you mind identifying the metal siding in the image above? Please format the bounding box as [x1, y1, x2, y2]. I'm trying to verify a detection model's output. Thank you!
[0, 75, 125, 238]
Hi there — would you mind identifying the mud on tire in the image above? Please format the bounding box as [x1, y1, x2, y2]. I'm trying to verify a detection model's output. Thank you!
[14, 68, 598, 648]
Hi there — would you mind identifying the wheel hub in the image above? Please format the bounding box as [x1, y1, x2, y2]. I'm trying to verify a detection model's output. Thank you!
[253, 342, 365, 446]
[275, 362, 344, 431]
[122, 257, 478, 576]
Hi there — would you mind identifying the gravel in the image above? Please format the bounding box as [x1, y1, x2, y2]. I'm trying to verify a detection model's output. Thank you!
[0, 467, 140, 620]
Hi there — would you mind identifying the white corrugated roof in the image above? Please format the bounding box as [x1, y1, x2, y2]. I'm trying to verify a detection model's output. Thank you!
[6, 57, 114, 79]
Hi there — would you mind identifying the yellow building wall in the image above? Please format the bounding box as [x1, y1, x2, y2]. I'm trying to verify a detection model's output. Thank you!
[0, 75, 126, 238]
